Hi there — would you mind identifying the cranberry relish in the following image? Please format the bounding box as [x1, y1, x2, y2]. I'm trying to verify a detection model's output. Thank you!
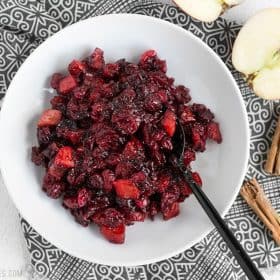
[32, 48, 222, 244]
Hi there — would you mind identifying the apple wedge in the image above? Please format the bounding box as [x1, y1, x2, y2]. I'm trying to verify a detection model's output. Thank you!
[232, 8, 280, 100]
[173, 0, 243, 22]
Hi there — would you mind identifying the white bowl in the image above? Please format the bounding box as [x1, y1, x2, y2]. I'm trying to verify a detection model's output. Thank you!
[0, 14, 249, 266]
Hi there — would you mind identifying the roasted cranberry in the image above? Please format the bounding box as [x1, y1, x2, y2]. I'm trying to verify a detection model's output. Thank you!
[156, 173, 171, 193]
[95, 126, 120, 151]
[91, 150, 107, 170]
[37, 127, 55, 144]
[148, 201, 159, 219]
[42, 143, 60, 159]
[115, 161, 136, 178]
[122, 138, 145, 160]
[150, 71, 174, 87]
[179, 105, 196, 124]
[77, 117, 92, 129]
[112, 108, 141, 135]
[31, 147, 45, 166]
[106, 153, 121, 167]
[42, 171, 56, 186]
[140, 50, 157, 63]
[162, 202, 180, 220]
[151, 146, 166, 165]
[48, 163, 65, 180]
[91, 48, 104, 70]
[156, 90, 168, 103]
[83, 72, 94, 86]
[50, 96, 67, 112]
[179, 180, 192, 198]
[67, 168, 86, 186]
[144, 94, 162, 112]
[183, 149, 196, 166]
[84, 195, 112, 219]
[152, 130, 165, 142]
[43, 182, 65, 199]
[135, 196, 149, 209]
[161, 137, 173, 150]
[131, 171, 146, 185]
[99, 81, 116, 98]
[103, 63, 120, 78]
[92, 208, 124, 228]
[56, 121, 83, 145]
[63, 196, 79, 209]
[161, 185, 180, 211]
[50, 73, 64, 90]
[88, 174, 104, 189]
[102, 170, 115, 192]
[77, 188, 91, 208]
[207, 122, 222, 143]
[191, 123, 207, 152]
[192, 172, 203, 186]
[67, 98, 89, 120]
[155, 59, 167, 73]
[124, 211, 145, 224]
[192, 103, 214, 123]
[65, 130, 84, 145]
[68, 60, 86, 77]
[173, 85, 191, 103]
[115, 88, 136, 104]
[115, 197, 135, 210]
[91, 101, 108, 121]
[73, 87, 87, 100]
[71, 208, 90, 227]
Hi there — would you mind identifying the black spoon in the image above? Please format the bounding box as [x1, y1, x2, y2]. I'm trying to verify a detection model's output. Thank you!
[173, 121, 264, 280]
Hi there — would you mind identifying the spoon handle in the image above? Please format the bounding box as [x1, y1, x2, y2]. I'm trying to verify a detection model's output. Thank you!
[182, 170, 264, 280]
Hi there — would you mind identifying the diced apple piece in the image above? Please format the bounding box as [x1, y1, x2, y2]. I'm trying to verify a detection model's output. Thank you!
[58, 75, 77, 95]
[38, 109, 62, 127]
[161, 110, 176, 137]
[173, 0, 243, 22]
[68, 60, 86, 76]
[232, 8, 280, 99]
[100, 224, 125, 244]
[163, 202, 180, 220]
[54, 146, 75, 168]
[113, 179, 140, 199]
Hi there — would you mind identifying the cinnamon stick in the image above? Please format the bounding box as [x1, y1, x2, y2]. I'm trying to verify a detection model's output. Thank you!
[274, 149, 280, 175]
[240, 178, 280, 245]
[265, 117, 280, 174]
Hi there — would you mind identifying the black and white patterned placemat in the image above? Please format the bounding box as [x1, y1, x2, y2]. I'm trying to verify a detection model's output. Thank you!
[1, 1, 280, 279]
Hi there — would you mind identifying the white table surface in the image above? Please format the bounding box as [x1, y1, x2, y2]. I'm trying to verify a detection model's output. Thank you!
[1, 1, 280, 279]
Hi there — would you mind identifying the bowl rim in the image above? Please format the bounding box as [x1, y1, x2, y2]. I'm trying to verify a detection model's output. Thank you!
[0, 13, 250, 266]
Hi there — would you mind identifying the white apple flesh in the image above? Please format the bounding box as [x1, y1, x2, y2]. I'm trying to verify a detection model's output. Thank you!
[224, 0, 242, 5]
[232, 8, 280, 100]
[173, 0, 243, 22]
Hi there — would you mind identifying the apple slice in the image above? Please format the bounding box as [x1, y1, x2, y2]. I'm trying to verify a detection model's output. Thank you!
[232, 8, 280, 100]
[173, 0, 243, 22]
